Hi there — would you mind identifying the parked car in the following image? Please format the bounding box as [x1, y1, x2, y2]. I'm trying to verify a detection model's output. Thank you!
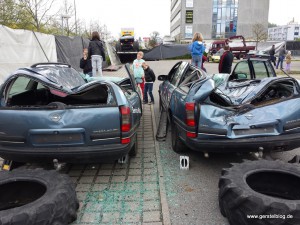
[0, 63, 142, 163]
[158, 59, 300, 154]
[208, 50, 222, 63]
[246, 50, 271, 59]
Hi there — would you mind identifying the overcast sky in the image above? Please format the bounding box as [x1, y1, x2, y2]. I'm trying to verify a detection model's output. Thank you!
[74, 0, 300, 39]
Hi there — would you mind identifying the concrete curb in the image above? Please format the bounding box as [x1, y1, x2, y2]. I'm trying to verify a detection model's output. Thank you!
[150, 104, 171, 225]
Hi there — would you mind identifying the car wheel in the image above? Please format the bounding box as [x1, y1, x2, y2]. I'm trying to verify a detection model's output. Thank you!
[129, 134, 138, 157]
[219, 160, 300, 225]
[171, 122, 186, 153]
[0, 169, 78, 225]
[133, 41, 139, 52]
[115, 42, 121, 52]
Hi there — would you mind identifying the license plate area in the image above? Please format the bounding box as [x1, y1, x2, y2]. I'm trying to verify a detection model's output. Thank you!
[233, 126, 274, 136]
[29, 129, 85, 146]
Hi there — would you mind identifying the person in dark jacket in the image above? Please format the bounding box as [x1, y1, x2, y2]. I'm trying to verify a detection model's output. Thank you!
[218, 45, 234, 73]
[80, 48, 92, 76]
[142, 62, 156, 104]
[276, 46, 286, 70]
[88, 31, 106, 77]
[269, 44, 276, 66]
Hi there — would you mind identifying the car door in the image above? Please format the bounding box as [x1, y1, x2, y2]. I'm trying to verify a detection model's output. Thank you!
[124, 63, 142, 126]
[161, 62, 188, 110]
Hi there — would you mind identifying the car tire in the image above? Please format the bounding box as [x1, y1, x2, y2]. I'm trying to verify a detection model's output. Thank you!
[115, 42, 121, 52]
[218, 160, 300, 225]
[0, 169, 79, 225]
[171, 122, 186, 153]
[133, 41, 139, 52]
[129, 134, 138, 157]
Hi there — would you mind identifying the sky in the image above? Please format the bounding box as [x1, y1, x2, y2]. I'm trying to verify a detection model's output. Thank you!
[269, 0, 300, 26]
[74, 0, 171, 39]
[73, 0, 300, 39]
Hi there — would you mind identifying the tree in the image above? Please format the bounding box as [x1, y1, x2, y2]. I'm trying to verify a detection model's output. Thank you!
[0, 0, 17, 27]
[18, 0, 60, 32]
[252, 23, 268, 50]
[268, 22, 277, 28]
[149, 31, 160, 48]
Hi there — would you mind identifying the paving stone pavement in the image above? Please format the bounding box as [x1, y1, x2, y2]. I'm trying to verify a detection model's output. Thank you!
[66, 104, 167, 225]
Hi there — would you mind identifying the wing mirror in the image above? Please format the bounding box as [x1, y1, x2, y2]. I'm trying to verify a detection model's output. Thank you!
[158, 75, 168, 81]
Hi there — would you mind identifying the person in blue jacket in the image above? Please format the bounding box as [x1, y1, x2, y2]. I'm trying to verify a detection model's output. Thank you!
[190, 32, 205, 68]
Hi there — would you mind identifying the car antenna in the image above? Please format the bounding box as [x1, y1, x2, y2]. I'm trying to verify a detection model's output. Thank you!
[281, 69, 291, 77]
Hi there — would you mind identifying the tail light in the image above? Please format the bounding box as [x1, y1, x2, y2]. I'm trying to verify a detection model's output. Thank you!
[186, 103, 195, 127]
[185, 102, 197, 138]
[120, 106, 130, 132]
[120, 106, 131, 144]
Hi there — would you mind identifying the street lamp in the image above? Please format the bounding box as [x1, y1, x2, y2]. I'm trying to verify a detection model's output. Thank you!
[61, 14, 71, 35]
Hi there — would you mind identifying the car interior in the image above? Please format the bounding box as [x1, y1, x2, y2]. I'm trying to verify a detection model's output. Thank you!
[6, 76, 113, 107]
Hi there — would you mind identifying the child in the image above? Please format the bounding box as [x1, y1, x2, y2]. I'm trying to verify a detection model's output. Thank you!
[80, 48, 92, 76]
[132, 51, 145, 97]
[142, 62, 156, 104]
[190, 32, 205, 68]
[285, 51, 292, 73]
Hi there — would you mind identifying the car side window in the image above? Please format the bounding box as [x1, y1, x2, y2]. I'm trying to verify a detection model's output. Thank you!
[8, 77, 31, 97]
[170, 63, 186, 86]
[253, 61, 270, 79]
[232, 61, 250, 80]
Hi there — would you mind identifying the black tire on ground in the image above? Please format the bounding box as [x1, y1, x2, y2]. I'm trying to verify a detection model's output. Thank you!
[218, 160, 300, 225]
[133, 41, 139, 52]
[0, 169, 79, 225]
[129, 134, 138, 157]
[171, 121, 186, 153]
[115, 42, 121, 52]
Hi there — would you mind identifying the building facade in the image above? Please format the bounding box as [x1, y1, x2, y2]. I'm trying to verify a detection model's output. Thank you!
[170, 0, 269, 42]
[268, 22, 300, 41]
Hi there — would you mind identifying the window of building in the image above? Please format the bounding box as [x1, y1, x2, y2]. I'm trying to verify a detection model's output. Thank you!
[171, 0, 181, 15]
[211, 0, 239, 38]
[171, 26, 181, 37]
[171, 11, 181, 27]
[186, 10, 193, 23]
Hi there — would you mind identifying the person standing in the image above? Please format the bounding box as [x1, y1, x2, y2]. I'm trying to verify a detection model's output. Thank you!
[276, 46, 286, 70]
[285, 51, 292, 73]
[190, 32, 205, 68]
[269, 44, 276, 66]
[88, 31, 106, 77]
[142, 62, 156, 104]
[80, 48, 92, 76]
[218, 45, 234, 73]
[132, 51, 145, 98]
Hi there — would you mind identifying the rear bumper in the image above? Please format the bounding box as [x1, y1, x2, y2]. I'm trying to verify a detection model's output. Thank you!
[185, 133, 300, 153]
[0, 140, 135, 163]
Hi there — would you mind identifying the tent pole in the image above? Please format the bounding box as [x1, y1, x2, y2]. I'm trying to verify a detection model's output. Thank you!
[33, 31, 50, 62]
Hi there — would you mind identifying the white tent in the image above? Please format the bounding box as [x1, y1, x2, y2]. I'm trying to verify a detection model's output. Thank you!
[0, 25, 57, 84]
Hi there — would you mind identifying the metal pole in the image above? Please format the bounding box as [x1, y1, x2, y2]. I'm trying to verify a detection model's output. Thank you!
[74, 0, 78, 35]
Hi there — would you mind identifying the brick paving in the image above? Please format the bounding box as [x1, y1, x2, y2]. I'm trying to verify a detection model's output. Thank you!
[67, 104, 166, 225]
